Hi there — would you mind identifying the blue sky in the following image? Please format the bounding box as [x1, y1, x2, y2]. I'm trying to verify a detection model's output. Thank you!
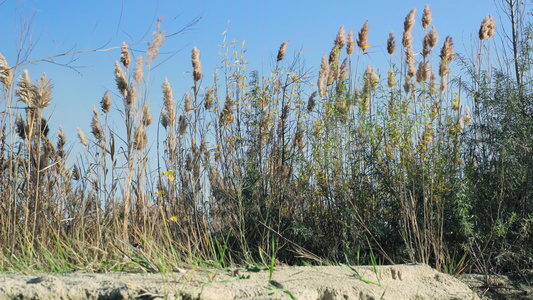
[1, 0, 503, 161]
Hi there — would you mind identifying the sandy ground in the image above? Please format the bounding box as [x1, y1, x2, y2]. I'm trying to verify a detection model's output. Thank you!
[0, 263, 482, 300]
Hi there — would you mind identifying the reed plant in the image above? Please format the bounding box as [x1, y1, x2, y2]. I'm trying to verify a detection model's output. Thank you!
[1, 2, 532, 276]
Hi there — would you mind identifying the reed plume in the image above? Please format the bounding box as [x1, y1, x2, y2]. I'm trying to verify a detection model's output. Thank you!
[100, 91, 111, 114]
[387, 31, 396, 55]
[120, 41, 131, 69]
[347, 29, 355, 56]
[162, 78, 176, 127]
[318, 54, 328, 98]
[77, 127, 88, 148]
[357, 21, 369, 52]
[114, 61, 128, 97]
[277, 41, 289, 62]
[334, 26, 346, 49]
[33, 73, 53, 109]
[16, 70, 33, 106]
[479, 15, 496, 40]
[178, 115, 187, 135]
[90, 106, 103, 141]
[421, 4, 432, 30]
[204, 87, 214, 110]
[192, 47, 203, 81]
[0, 53, 13, 89]
[55, 126, 66, 158]
[416, 61, 429, 83]
[406, 47, 416, 77]
[134, 126, 147, 150]
[402, 8, 416, 48]
[147, 18, 166, 66]
[388, 67, 396, 88]
[142, 103, 152, 127]
[184, 92, 193, 113]
[134, 56, 143, 86]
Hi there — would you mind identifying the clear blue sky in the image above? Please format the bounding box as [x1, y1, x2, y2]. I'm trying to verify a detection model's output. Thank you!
[1, 0, 505, 161]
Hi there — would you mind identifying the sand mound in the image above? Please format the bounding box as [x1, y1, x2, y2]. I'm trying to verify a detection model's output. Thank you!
[0, 263, 478, 299]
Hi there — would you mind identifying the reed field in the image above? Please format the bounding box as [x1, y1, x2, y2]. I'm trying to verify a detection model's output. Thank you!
[1, 3, 532, 278]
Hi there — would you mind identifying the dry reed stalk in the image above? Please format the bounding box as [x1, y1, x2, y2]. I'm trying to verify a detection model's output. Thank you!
[479, 15, 496, 40]
[192, 47, 203, 81]
[357, 21, 369, 52]
[387, 31, 396, 55]
[421, 5, 432, 30]
[100, 91, 112, 114]
[277, 41, 289, 62]
[347, 29, 355, 56]
[120, 41, 131, 69]
[318, 54, 328, 98]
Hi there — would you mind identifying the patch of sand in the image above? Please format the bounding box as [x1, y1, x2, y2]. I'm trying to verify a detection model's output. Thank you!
[0, 264, 479, 299]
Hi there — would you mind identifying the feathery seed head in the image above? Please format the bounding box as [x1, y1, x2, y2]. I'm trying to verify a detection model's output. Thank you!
[387, 31, 396, 55]
[0, 53, 13, 89]
[428, 26, 439, 48]
[347, 29, 355, 56]
[440, 36, 455, 63]
[33, 73, 53, 109]
[204, 87, 214, 110]
[91, 106, 103, 141]
[335, 26, 346, 49]
[15, 114, 27, 139]
[162, 78, 175, 126]
[429, 71, 437, 95]
[192, 47, 203, 81]
[57, 126, 66, 158]
[357, 21, 369, 52]
[77, 127, 88, 148]
[307, 91, 317, 112]
[277, 41, 289, 62]
[134, 55, 144, 86]
[16, 70, 33, 106]
[114, 61, 128, 97]
[422, 4, 432, 30]
[142, 103, 152, 127]
[178, 115, 188, 135]
[406, 47, 416, 77]
[147, 18, 166, 66]
[416, 61, 429, 83]
[134, 126, 147, 150]
[120, 41, 131, 69]
[479, 15, 496, 40]
[184, 92, 193, 113]
[100, 91, 112, 114]
[402, 8, 416, 48]
[388, 67, 396, 88]
[318, 54, 329, 98]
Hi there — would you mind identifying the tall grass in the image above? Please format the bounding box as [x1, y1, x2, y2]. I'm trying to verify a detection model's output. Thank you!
[0, 3, 532, 275]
